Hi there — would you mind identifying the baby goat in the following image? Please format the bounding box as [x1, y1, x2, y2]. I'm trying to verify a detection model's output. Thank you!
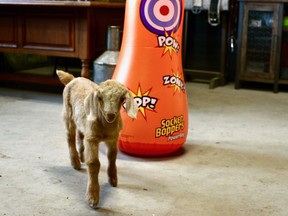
[56, 70, 138, 208]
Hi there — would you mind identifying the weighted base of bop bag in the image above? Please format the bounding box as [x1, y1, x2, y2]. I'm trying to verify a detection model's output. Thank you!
[119, 140, 183, 156]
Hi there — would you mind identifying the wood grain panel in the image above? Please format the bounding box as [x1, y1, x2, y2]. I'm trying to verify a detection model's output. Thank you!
[0, 14, 18, 48]
[22, 13, 75, 52]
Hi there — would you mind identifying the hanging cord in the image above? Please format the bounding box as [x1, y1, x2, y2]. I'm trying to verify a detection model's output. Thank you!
[208, 0, 221, 26]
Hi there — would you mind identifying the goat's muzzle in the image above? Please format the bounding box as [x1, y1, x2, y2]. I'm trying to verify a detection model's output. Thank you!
[105, 112, 117, 123]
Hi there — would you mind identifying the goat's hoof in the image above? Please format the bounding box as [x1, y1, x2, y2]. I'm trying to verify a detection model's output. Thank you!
[79, 154, 85, 163]
[71, 159, 81, 170]
[109, 177, 118, 187]
[86, 194, 99, 209]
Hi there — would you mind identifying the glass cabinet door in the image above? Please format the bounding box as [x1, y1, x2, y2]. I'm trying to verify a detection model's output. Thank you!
[239, 3, 283, 81]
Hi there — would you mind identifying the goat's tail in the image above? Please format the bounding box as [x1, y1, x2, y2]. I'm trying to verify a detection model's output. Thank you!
[56, 70, 75, 85]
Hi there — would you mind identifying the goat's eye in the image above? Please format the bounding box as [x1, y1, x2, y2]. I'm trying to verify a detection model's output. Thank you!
[120, 96, 125, 103]
[97, 95, 103, 101]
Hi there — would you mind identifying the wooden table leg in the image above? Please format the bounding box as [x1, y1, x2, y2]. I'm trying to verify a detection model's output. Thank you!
[81, 59, 90, 78]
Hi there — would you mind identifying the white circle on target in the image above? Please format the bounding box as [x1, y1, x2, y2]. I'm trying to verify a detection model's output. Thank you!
[153, 0, 174, 22]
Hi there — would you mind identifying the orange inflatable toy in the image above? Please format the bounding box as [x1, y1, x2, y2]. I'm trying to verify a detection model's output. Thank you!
[113, 0, 188, 156]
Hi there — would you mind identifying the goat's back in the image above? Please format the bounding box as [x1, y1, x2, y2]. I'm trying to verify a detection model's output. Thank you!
[62, 77, 98, 124]
[65, 77, 98, 101]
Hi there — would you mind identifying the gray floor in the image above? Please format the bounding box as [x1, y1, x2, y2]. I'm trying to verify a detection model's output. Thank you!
[1, 83, 288, 216]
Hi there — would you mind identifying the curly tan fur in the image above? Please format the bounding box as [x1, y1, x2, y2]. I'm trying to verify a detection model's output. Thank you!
[56, 70, 138, 208]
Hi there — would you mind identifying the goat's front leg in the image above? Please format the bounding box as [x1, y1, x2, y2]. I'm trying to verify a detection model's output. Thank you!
[106, 140, 118, 187]
[84, 138, 100, 208]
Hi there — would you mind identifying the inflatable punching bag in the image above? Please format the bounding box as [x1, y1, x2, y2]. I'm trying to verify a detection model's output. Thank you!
[113, 0, 188, 156]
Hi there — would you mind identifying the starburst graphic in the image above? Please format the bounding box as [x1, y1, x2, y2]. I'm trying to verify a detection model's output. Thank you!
[170, 72, 182, 93]
[157, 29, 180, 58]
[163, 71, 185, 94]
[163, 31, 176, 56]
[129, 84, 158, 120]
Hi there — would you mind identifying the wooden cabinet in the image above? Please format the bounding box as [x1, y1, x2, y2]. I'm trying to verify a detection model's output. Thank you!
[236, 1, 284, 92]
[0, 1, 125, 85]
[183, 10, 229, 89]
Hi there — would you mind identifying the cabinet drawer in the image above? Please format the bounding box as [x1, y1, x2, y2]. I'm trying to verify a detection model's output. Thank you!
[22, 13, 76, 52]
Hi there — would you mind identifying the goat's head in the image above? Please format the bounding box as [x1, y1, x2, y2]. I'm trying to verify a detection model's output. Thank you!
[84, 80, 138, 123]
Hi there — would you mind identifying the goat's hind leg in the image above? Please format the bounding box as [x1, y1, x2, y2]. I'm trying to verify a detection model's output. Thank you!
[76, 130, 85, 163]
[65, 119, 81, 170]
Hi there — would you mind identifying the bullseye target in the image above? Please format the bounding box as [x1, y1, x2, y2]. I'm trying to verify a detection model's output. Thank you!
[140, 0, 182, 35]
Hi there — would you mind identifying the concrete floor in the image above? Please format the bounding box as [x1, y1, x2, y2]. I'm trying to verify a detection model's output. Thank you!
[0, 83, 288, 216]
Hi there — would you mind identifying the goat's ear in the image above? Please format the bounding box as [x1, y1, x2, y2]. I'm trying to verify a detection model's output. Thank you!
[124, 91, 138, 119]
[84, 92, 97, 121]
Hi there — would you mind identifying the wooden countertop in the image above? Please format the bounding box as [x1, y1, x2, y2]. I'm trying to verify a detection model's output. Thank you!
[0, 0, 125, 8]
